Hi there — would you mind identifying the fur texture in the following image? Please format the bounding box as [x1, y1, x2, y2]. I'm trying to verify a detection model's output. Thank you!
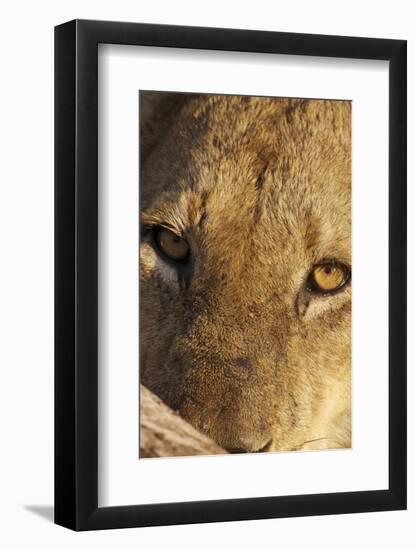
[140, 93, 351, 453]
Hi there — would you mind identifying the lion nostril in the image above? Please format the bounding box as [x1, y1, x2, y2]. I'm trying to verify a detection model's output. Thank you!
[232, 357, 252, 369]
[257, 439, 273, 452]
[227, 447, 248, 454]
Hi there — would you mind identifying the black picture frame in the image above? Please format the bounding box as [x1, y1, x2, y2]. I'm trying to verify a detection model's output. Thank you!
[55, 19, 407, 531]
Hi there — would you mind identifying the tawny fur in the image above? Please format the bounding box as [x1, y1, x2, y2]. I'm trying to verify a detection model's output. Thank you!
[140, 92, 351, 453]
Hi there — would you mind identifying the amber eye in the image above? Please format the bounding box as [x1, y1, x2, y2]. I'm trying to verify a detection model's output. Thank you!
[308, 262, 350, 293]
[154, 227, 190, 263]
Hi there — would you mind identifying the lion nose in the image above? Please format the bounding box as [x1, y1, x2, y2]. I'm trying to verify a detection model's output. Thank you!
[224, 436, 273, 454]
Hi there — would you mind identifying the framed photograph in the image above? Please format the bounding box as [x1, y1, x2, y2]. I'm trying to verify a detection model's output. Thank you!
[55, 19, 407, 530]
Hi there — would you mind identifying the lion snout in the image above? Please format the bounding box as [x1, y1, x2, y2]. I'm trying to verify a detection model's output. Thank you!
[178, 381, 274, 453]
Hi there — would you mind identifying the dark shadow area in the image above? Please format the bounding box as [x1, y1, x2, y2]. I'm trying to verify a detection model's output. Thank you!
[24, 505, 54, 523]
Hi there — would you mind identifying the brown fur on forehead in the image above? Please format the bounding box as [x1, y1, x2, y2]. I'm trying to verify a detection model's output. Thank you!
[141, 94, 351, 261]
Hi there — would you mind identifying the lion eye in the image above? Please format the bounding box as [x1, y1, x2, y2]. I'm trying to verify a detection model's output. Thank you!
[308, 262, 350, 293]
[154, 227, 190, 263]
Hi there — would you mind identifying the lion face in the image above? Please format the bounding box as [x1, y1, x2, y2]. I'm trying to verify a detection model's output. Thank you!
[140, 94, 351, 453]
